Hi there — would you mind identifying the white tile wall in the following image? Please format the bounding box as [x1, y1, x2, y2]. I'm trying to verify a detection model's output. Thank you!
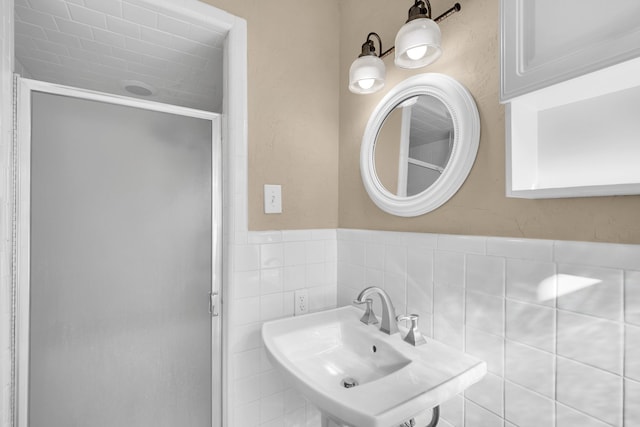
[506, 258, 556, 307]
[465, 400, 503, 427]
[556, 357, 622, 426]
[434, 281, 464, 349]
[504, 381, 555, 427]
[556, 403, 611, 427]
[556, 310, 623, 374]
[627, 324, 640, 382]
[626, 379, 640, 425]
[557, 264, 623, 321]
[505, 340, 555, 398]
[506, 300, 556, 353]
[466, 291, 504, 337]
[230, 229, 337, 427]
[440, 394, 464, 427]
[465, 372, 504, 417]
[465, 254, 505, 297]
[465, 327, 503, 376]
[627, 270, 640, 326]
[337, 229, 640, 427]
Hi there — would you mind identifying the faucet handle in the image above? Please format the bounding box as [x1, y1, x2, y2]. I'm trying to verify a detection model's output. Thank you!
[396, 314, 427, 346]
[353, 298, 379, 326]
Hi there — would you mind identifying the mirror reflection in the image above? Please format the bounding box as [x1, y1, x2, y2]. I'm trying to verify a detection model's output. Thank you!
[374, 95, 454, 197]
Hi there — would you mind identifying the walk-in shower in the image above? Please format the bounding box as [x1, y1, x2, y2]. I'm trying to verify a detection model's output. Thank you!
[5, 0, 247, 425]
[14, 77, 222, 427]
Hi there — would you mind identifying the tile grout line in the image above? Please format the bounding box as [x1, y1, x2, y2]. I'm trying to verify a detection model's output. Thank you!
[553, 250, 559, 427]
[462, 252, 467, 426]
[622, 269, 626, 426]
[430, 249, 435, 339]
[502, 253, 507, 427]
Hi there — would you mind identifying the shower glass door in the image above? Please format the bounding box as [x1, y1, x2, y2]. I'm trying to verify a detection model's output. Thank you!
[15, 79, 221, 427]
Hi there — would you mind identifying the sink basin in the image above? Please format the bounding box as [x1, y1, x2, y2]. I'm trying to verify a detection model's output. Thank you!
[262, 306, 487, 427]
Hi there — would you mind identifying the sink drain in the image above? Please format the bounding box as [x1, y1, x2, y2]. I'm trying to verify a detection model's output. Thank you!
[341, 377, 359, 388]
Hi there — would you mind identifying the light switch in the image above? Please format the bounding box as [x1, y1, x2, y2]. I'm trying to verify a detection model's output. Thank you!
[264, 184, 282, 214]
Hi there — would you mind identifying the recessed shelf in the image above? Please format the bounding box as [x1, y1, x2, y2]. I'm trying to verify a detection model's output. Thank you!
[506, 56, 640, 198]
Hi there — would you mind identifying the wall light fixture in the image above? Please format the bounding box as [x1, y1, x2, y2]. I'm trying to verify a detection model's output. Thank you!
[349, 0, 461, 95]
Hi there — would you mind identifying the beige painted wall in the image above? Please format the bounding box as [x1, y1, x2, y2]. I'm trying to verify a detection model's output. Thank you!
[338, 0, 640, 243]
[202, 0, 340, 230]
[203, 0, 640, 243]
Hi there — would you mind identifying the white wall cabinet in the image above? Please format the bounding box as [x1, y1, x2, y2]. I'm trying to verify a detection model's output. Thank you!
[501, 0, 640, 101]
[501, 0, 640, 198]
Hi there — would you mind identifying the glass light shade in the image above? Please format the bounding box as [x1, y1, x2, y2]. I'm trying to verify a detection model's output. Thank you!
[349, 55, 385, 94]
[394, 18, 442, 69]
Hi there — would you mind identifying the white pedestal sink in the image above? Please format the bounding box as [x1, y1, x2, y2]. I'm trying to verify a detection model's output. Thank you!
[262, 306, 486, 427]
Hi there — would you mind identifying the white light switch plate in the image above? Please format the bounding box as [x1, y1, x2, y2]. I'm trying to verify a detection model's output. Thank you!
[264, 184, 282, 214]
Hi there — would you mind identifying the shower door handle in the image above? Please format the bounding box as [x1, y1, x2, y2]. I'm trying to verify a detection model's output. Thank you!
[209, 291, 219, 317]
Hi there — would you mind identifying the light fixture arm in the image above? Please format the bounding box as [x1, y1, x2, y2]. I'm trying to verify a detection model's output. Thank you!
[407, 0, 462, 23]
[361, 32, 395, 59]
[408, 0, 432, 21]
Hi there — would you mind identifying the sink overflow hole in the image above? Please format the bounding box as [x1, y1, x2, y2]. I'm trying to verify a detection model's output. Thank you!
[341, 377, 359, 389]
[372, 345, 377, 353]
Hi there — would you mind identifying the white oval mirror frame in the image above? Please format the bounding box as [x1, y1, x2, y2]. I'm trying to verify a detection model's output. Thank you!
[360, 73, 480, 217]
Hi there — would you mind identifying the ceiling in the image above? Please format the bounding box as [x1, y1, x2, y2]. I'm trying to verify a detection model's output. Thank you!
[14, 0, 225, 112]
[410, 95, 453, 145]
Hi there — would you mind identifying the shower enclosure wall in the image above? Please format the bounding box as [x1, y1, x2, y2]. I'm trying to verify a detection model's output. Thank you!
[14, 79, 222, 427]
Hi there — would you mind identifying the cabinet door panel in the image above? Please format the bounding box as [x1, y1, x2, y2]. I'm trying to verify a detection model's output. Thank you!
[501, 0, 640, 101]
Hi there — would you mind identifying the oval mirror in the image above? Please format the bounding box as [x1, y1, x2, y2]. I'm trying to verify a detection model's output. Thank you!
[375, 94, 454, 197]
[360, 74, 480, 216]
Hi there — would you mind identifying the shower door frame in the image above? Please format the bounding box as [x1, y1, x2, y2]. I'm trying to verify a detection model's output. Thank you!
[13, 77, 223, 427]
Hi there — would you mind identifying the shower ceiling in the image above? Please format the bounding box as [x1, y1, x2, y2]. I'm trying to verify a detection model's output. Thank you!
[14, 0, 224, 112]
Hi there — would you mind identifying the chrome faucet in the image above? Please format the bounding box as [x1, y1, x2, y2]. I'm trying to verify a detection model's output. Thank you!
[354, 286, 399, 335]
